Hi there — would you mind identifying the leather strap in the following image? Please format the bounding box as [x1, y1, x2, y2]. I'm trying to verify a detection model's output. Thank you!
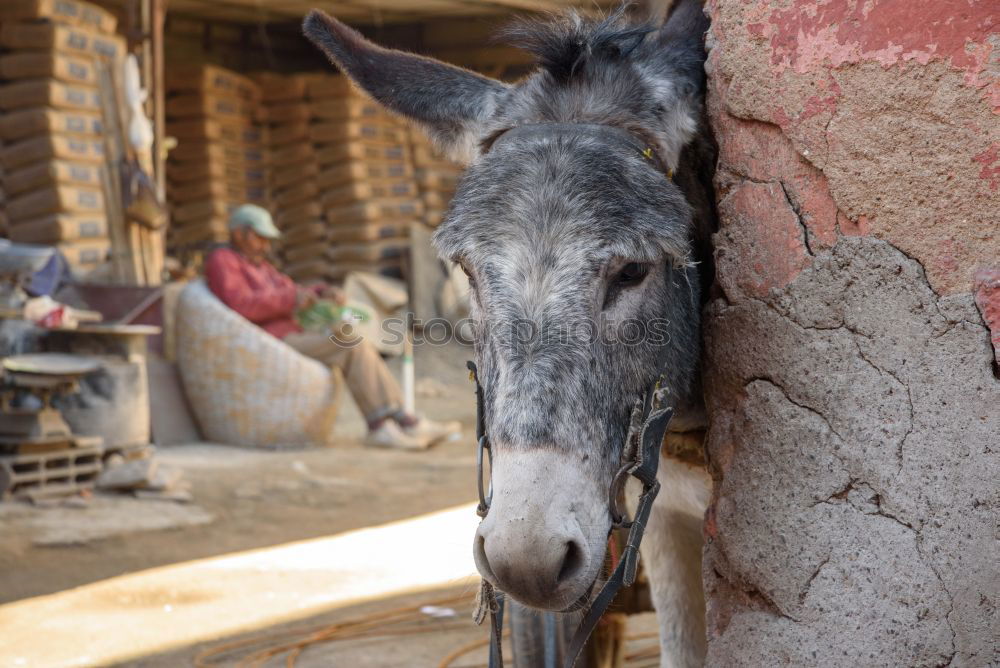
[469, 358, 674, 668]
[563, 402, 671, 668]
[562, 481, 655, 667]
[487, 122, 671, 178]
[468, 360, 485, 441]
[489, 590, 505, 668]
[468, 120, 676, 664]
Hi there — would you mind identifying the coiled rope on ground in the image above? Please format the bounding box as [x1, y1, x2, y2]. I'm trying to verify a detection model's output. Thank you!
[194, 593, 659, 668]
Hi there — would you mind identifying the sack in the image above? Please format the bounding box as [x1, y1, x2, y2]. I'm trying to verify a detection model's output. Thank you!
[120, 158, 165, 229]
[295, 298, 372, 333]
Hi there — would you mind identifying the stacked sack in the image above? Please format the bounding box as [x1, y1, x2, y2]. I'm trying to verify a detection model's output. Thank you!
[308, 75, 418, 282]
[409, 128, 463, 229]
[0, 168, 6, 237]
[165, 64, 267, 250]
[0, 0, 124, 275]
[0, 140, 6, 237]
[252, 72, 324, 282]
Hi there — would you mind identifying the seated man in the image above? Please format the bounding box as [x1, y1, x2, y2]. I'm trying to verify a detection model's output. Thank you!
[205, 203, 457, 450]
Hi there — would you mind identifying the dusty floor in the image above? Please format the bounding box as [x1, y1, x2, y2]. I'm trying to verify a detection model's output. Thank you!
[0, 342, 479, 604]
[133, 590, 660, 668]
[0, 341, 661, 667]
[132, 587, 493, 668]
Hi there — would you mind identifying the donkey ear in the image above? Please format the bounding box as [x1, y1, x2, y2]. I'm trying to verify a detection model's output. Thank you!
[303, 10, 508, 163]
[642, 0, 708, 169]
[656, 0, 708, 97]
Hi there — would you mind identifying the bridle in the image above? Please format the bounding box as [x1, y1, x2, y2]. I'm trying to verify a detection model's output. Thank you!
[468, 360, 674, 668]
[484, 121, 675, 180]
[465, 121, 677, 667]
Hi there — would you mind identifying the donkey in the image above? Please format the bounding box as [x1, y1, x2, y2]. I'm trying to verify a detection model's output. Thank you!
[304, 1, 716, 665]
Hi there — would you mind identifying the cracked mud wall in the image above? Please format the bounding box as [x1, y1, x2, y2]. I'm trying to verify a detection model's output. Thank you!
[701, 2, 999, 665]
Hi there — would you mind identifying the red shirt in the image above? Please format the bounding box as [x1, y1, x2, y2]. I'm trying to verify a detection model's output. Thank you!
[204, 247, 301, 339]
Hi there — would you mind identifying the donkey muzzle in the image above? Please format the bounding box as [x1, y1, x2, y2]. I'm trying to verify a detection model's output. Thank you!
[472, 449, 610, 611]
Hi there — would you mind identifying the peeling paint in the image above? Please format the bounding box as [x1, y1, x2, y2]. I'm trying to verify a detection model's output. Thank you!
[973, 143, 1000, 189]
[707, 0, 999, 296]
[716, 181, 813, 296]
[763, 0, 1000, 110]
[703, 239, 998, 665]
[705, 3, 1000, 662]
[973, 267, 1000, 362]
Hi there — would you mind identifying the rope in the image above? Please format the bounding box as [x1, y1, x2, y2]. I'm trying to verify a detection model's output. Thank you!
[194, 593, 473, 668]
[193, 593, 661, 667]
[437, 634, 502, 668]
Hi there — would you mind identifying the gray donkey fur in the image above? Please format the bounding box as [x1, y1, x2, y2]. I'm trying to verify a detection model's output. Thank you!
[305, 2, 716, 665]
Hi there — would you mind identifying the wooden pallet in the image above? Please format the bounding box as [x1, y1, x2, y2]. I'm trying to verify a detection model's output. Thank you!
[0, 437, 103, 500]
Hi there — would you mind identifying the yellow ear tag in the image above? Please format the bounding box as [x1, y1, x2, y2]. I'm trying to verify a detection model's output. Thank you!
[642, 147, 654, 160]
[666, 168, 674, 180]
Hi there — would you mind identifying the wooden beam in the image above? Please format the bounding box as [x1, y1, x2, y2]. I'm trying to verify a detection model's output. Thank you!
[161, 0, 594, 25]
[97, 63, 133, 284]
[166, 0, 391, 23]
[147, 0, 166, 284]
[448, 0, 566, 12]
[432, 46, 533, 68]
[146, 0, 165, 202]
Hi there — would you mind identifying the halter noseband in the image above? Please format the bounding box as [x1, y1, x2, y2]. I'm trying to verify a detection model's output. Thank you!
[486, 122, 674, 180]
[467, 120, 677, 668]
[468, 358, 673, 668]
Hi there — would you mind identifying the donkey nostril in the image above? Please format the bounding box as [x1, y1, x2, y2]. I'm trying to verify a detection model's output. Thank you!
[474, 534, 497, 582]
[556, 540, 584, 584]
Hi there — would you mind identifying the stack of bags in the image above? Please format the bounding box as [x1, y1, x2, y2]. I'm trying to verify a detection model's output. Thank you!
[409, 128, 463, 229]
[165, 64, 267, 250]
[0, 177, 6, 238]
[0, 0, 124, 275]
[255, 74, 420, 283]
[308, 75, 418, 282]
[252, 72, 324, 282]
[0, 151, 6, 237]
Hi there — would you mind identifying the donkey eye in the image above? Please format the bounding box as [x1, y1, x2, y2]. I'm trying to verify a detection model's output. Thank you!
[615, 262, 649, 287]
[459, 262, 476, 286]
[603, 262, 650, 310]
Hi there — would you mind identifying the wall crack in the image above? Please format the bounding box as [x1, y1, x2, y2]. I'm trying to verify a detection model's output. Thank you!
[852, 339, 915, 473]
[916, 534, 958, 666]
[798, 555, 831, 604]
[778, 181, 814, 256]
[705, 3, 999, 661]
[744, 376, 846, 443]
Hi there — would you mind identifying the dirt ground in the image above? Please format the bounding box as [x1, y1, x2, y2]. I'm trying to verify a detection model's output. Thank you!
[0, 342, 488, 660]
[132, 587, 494, 668]
[0, 342, 478, 603]
[0, 341, 660, 667]
[133, 590, 659, 668]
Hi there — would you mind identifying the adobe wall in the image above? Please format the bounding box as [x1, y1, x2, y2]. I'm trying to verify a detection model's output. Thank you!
[701, 1, 999, 664]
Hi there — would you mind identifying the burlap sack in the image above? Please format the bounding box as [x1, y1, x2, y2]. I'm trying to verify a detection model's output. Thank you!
[176, 280, 341, 448]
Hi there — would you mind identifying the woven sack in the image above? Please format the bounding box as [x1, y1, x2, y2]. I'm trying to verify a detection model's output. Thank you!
[176, 280, 341, 448]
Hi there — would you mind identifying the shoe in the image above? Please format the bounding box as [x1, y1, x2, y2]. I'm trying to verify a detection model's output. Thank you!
[401, 417, 462, 445]
[364, 420, 431, 450]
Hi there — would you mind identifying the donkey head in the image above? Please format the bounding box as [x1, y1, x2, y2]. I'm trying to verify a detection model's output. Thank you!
[305, 0, 709, 611]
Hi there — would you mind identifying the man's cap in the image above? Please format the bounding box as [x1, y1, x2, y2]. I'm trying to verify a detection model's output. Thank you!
[228, 203, 281, 239]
